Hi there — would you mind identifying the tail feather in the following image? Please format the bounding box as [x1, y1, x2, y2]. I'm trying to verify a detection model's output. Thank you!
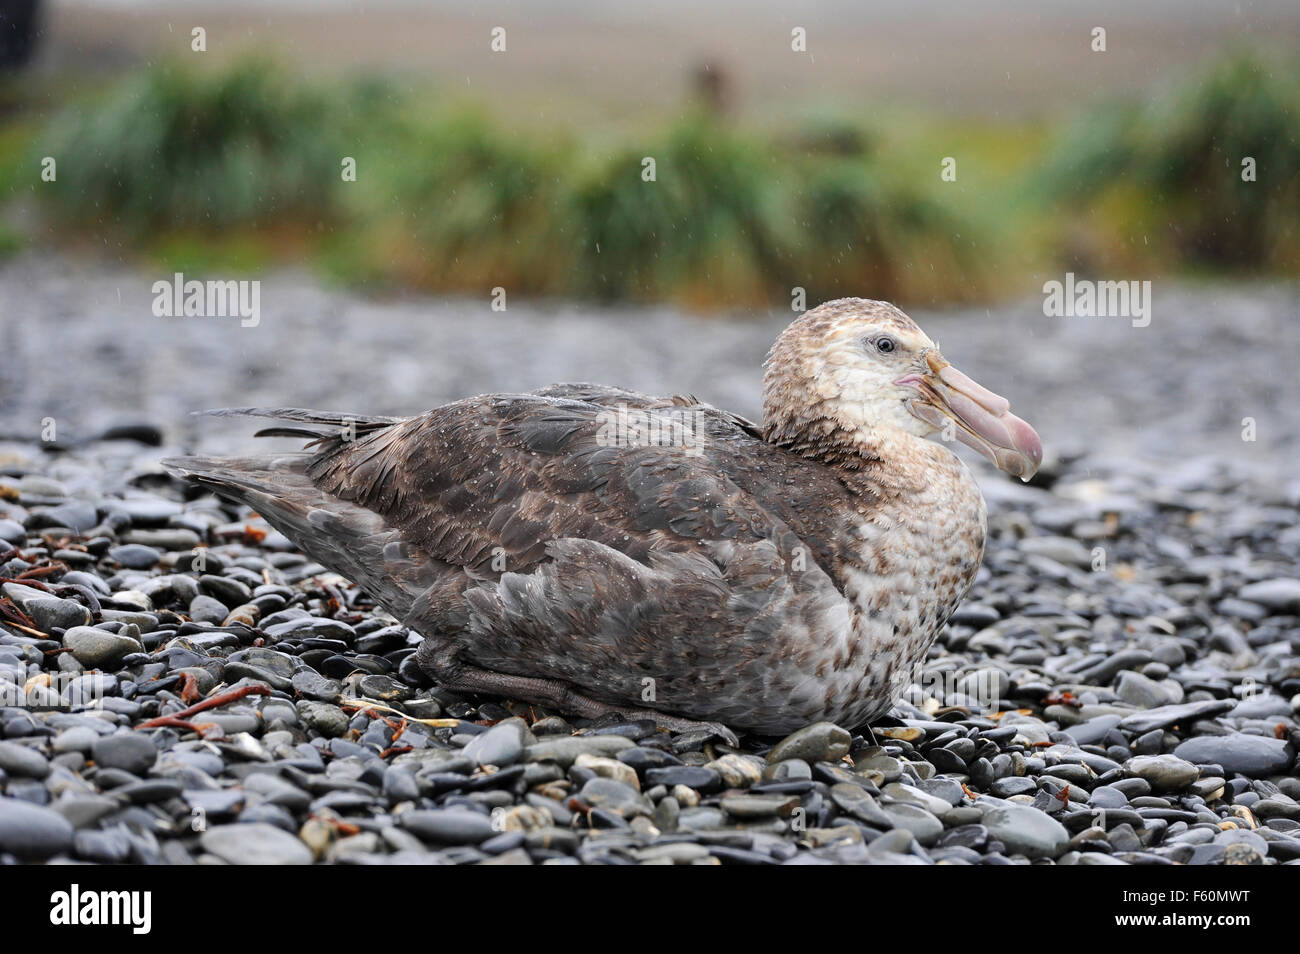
[163, 439, 437, 620]
[193, 407, 403, 427]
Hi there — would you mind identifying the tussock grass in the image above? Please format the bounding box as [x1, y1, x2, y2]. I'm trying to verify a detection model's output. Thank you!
[1040, 52, 1300, 272]
[11, 50, 1298, 307]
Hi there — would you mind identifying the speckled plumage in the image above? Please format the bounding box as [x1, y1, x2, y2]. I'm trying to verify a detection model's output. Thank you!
[166, 299, 1034, 735]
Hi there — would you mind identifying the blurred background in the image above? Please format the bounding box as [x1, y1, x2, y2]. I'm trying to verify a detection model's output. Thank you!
[0, 0, 1297, 464]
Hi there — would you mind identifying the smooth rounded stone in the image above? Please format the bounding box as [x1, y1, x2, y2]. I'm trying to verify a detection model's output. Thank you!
[1215, 827, 1269, 855]
[98, 609, 160, 632]
[0, 796, 75, 857]
[937, 823, 989, 851]
[579, 777, 652, 818]
[29, 502, 98, 532]
[0, 738, 51, 778]
[74, 831, 137, 868]
[767, 722, 851, 764]
[357, 674, 413, 703]
[879, 802, 944, 846]
[979, 800, 1069, 859]
[854, 753, 903, 782]
[113, 496, 182, 527]
[106, 590, 152, 612]
[52, 726, 101, 755]
[296, 701, 349, 738]
[644, 766, 724, 793]
[1117, 699, 1235, 734]
[912, 777, 966, 807]
[1089, 785, 1131, 809]
[63, 672, 119, 706]
[0, 517, 25, 543]
[264, 616, 356, 641]
[1174, 734, 1294, 778]
[524, 735, 634, 768]
[200, 822, 313, 865]
[763, 758, 812, 782]
[676, 806, 727, 831]
[198, 574, 252, 608]
[949, 603, 1000, 627]
[224, 648, 298, 691]
[108, 544, 162, 569]
[62, 626, 143, 668]
[122, 528, 201, 550]
[25, 597, 92, 633]
[1216, 598, 1268, 621]
[91, 733, 159, 776]
[242, 772, 311, 811]
[51, 794, 120, 830]
[1231, 694, 1293, 720]
[529, 716, 572, 736]
[720, 793, 799, 819]
[400, 808, 496, 844]
[956, 667, 1011, 702]
[635, 842, 713, 865]
[883, 781, 956, 817]
[1019, 535, 1092, 567]
[705, 753, 763, 788]
[1115, 671, 1176, 709]
[188, 595, 230, 626]
[574, 753, 640, 789]
[1253, 797, 1300, 820]
[291, 669, 343, 703]
[1078, 650, 1153, 685]
[1123, 754, 1199, 792]
[462, 722, 525, 767]
[1110, 778, 1152, 799]
[1190, 777, 1227, 801]
[1237, 578, 1300, 612]
[829, 783, 891, 827]
[989, 776, 1036, 798]
[203, 711, 262, 735]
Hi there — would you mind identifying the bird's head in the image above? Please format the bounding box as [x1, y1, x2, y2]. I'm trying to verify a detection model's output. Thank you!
[762, 298, 1042, 480]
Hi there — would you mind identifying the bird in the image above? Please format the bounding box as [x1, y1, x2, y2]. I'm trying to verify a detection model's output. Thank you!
[164, 298, 1041, 742]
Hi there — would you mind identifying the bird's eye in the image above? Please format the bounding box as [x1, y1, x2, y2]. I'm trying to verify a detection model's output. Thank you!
[875, 337, 897, 354]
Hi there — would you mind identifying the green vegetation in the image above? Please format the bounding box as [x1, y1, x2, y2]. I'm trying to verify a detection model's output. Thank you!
[1039, 52, 1300, 272]
[31, 61, 344, 233]
[2, 51, 1296, 307]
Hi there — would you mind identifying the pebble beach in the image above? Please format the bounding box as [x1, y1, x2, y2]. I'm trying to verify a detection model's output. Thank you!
[0, 254, 1297, 865]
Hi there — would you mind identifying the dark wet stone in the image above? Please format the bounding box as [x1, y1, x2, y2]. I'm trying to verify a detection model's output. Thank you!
[644, 766, 724, 793]
[980, 800, 1069, 859]
[1237, 578, 1300, 612]
[91, 733, 158, 776]
[1123, 754, 1199, 792]
[74, 828, 134, 863]
[1117, 700, 1235, 734]
[201, 823, 313, 864]
[0, 740, 50, 779]
[108, 544, 163, 569]
[224, 647, 298, 691]
[989, 776, 1036, 798]
[767, 722, 851, 764]
[462, 722, 525, 767]
[400, 809, 496, 844]
[26, 597, 92, 633]
[1173, 734, 1294, 778]
[524, 736, 634, 768]
[63, 625, 143, 668]
[357, 673, 414, 703]
[0, 796, 75, 857]
[937, 824, 989, 851]
[291, 669, 343, 702]
[188, 595, 229, 625]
